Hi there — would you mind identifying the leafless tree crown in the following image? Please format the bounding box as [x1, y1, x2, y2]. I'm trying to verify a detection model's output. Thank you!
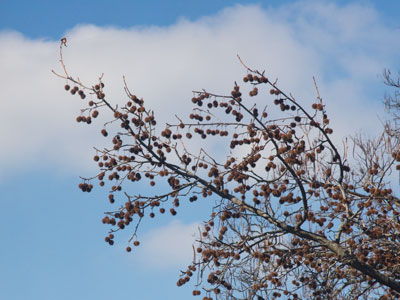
[54, 40, 400, 300]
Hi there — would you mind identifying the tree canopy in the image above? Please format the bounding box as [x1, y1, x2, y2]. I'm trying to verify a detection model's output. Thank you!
[54, 39, 400, 300]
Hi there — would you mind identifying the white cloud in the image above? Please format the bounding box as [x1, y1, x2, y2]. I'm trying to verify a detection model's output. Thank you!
[134, 220, 201, 269]
[0, 2, 399, 180]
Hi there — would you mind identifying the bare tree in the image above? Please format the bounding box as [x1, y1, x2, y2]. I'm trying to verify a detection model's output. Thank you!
[54, 39, 400, 300]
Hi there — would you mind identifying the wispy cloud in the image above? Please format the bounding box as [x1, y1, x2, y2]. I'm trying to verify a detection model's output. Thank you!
[134, 220, 201, 269]
[0, 2, 399, 180]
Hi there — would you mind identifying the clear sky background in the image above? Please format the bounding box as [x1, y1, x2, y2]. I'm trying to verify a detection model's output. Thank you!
[1, 1, 400, 299]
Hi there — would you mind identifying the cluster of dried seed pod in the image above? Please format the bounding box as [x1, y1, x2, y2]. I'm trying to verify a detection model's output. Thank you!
[78, 182, 93, 192]
[65, 84, 86, 99]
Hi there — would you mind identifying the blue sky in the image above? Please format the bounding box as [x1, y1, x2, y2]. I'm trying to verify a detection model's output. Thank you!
[1, 1, 400, 300]
[1, 0, 399, 39]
